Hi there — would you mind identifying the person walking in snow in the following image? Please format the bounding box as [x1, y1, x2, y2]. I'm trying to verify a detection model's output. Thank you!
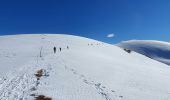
[67, 46, 69, 49]
[53, 47, 56, 54]
[59, 47, 62, 52]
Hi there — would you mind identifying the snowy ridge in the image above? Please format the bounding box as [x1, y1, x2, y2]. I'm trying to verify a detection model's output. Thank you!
[1, 34, 170, 100]
[117, 40, 170, 65]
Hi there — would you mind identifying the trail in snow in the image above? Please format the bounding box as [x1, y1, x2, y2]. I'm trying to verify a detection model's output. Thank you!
[0, 41, 115, 100]
[64, 65, 113, 100]
[0, 35, 47, 100]
[1, 34, 170, 100]
[31, 54, 111, 100]
[60, 56, 123, 100]
[0, 63, 37, 100]
[0, 55, 51, 100]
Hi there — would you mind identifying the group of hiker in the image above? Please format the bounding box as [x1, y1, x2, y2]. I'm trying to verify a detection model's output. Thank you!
[88, 43, 103, 46]
[53, 46, 69, 54]
[53, 43, 101, 53]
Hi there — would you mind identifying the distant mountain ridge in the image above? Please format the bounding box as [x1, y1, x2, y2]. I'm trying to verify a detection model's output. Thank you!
[117, 40, 170, 65]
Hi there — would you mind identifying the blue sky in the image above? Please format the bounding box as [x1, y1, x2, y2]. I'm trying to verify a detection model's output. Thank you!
[0, 0, 170, 43]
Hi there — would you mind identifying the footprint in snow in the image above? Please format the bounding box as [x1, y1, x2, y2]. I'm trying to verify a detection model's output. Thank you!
[64, 65, 124, 100]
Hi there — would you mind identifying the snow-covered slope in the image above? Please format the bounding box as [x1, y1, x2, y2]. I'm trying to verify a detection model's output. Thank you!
[117, 40, 170, 65]
[1, 34, 170, 100]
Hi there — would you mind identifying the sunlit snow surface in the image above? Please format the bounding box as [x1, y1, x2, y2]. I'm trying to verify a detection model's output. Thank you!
[0, 34, 170, 100]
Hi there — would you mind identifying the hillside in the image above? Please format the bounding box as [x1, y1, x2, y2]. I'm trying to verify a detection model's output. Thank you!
[117, 40, 170, 65]
[1, 34, 170, 100]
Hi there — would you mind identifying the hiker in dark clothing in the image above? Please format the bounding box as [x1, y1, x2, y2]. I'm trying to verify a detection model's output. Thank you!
[53, 47, 56, 54]
[59, 47, 62, 52]
[67, 46, 69, 49]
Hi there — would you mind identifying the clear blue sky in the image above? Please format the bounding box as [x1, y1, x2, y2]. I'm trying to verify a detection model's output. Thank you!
[0, 0, 170, 43]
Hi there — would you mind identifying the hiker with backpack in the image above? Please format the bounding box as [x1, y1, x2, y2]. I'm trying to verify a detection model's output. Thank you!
[59, 47, 62, 52]
[53, 47, 56, 54]
[67, 46, 69, 49]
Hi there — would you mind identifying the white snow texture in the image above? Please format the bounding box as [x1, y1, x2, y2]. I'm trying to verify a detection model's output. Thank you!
[0, 34, 170, 100]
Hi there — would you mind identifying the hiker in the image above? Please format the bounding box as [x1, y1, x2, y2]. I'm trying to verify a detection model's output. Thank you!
[59, 47, 62, 52]
[67, 46, 69, 49]
[53, 47, 56, 54]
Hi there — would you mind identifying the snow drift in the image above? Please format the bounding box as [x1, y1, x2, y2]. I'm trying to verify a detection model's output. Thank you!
[1, 34, 170, 100]
[117, 40, 170, 65]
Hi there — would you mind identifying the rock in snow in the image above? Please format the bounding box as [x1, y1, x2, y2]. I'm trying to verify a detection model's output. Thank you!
[0, 34, 170, 100]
